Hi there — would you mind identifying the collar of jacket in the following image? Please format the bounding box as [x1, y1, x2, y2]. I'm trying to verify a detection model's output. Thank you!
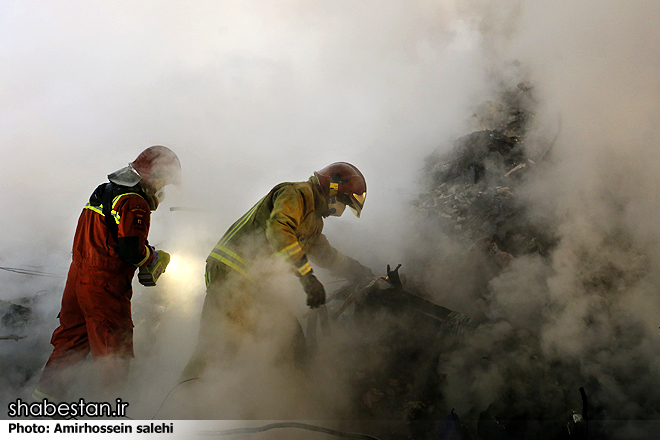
[308, 176, 330, 217]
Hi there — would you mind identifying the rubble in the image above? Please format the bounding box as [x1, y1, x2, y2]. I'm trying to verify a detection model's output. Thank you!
[302, 72, 644, 439]
[1, 299, 34, 341]
[307, 265, 481, 437]
[391, 76, 591, 438]
[415, 78, 557, 261]
[0, 292, 61, 412]
[370, 70, 659, 439]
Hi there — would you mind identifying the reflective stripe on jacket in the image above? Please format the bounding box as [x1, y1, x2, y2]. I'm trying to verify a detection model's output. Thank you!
[73, 183, 154, 272]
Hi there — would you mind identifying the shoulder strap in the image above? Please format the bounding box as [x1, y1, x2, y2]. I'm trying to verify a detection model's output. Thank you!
[89, 182, 145, 242]
[100, 183, 120, 242]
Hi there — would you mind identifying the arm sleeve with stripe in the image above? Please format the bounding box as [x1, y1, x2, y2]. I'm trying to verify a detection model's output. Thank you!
[116, 195, 155, 267]
[265, 186, 311, 276]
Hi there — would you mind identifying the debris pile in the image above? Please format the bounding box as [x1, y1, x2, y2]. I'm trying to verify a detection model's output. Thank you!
[318, 272, 476, 437]
[308, 73, 613, 439]
[392, 76, 598, 439]
[0, 295, 54, 402]
[1, 298, 34, 342]
[415, 78, 557, 260]
[374, 71, 660, 439]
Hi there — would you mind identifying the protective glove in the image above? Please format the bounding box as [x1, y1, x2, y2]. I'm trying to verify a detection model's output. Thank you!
[138, 250, 170, 286]
[300, 272, 326, 309]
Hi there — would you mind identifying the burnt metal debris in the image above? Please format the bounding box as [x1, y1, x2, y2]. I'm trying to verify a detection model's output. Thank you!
[304, 264, 482, 439]
[0, 294, 57, 413]
[1, 300, 33, 341]
[416, 79, 558, 261]
[316, 274, 590, 440]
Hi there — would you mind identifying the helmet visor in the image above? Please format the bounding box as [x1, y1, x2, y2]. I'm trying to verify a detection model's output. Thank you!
[347, 192, 366, 218]
[108, 165, 142, 187]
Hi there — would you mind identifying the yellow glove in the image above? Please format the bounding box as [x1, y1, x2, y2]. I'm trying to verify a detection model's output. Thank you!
[138, 250, 170, 286]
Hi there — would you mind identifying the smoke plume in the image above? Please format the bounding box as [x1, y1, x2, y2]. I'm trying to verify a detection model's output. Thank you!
[2, 0, 660, 437]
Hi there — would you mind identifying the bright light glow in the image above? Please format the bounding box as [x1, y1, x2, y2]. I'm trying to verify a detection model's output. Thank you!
[165, 254, 182, 275]
[165, 254, 195, 279]
[161, 253, 204, 296]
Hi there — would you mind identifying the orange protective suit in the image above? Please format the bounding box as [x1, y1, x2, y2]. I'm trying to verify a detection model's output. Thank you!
[35, 183, 155, 400]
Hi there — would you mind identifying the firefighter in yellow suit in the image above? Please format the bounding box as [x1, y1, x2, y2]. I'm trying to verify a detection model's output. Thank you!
[182, 162, 373, 380]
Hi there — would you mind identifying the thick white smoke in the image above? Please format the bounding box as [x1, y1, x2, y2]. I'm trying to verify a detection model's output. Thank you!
[1, 0, 659, 436]
[404, 1, 660, 435]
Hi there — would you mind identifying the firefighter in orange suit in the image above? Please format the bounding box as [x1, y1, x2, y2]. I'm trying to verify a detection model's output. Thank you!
[33, 146, 181, 402]
[181, 162, 374, 381]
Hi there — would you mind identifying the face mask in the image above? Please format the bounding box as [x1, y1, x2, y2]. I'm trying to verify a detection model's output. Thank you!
[155, 188, 166, 204]
[327, 197, 346, 217]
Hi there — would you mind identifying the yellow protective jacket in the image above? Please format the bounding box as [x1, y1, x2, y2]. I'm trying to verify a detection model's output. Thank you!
[206, 177, 348, 284]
